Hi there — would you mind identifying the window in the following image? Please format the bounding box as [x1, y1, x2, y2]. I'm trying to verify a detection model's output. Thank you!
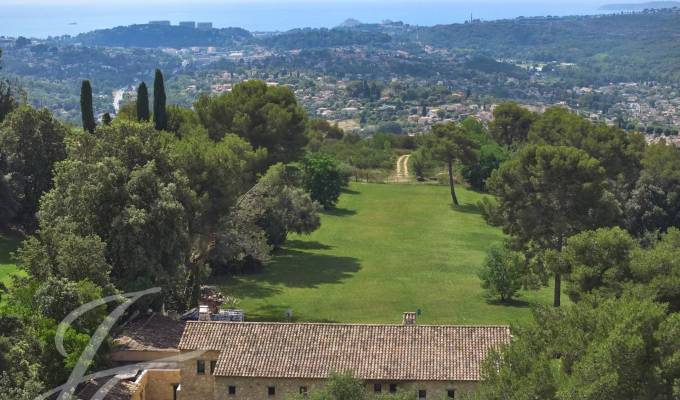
[268, 386, 276, 396]
[172, 384, 179, 400]
[300, 386, 308, 396]
[447, 389, 456, 399]
[210, 360, 217, 374]
[228, 386, 236, 395]
[389, 384, 397, 393]
[196, 360, 205, 375]
[418, 390, 427, 400]
[374, 383, 382, 393]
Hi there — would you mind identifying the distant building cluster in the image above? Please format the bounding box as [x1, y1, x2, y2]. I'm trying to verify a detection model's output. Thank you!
[148, 20, 213, 30]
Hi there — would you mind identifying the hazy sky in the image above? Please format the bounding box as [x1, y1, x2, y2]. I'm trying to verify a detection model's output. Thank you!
[4, 0, 610, 4]
[1, 0, 617, 37]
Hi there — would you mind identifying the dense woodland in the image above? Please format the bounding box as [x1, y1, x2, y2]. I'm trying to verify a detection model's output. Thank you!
[0, 26, 679, 398]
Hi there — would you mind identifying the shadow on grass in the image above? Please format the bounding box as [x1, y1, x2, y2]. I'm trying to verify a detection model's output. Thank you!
[486, 298, 532, 308]
[284, 240, 333, 251]
[450, 202, 482, 215]
[218, 247, 361, 301]
[218, 277, 283, 299]
[265, 248, 361, 289]
[323, 207, 357, 217]
[341, 188, 360, 195]
[0, 234, 21, 265]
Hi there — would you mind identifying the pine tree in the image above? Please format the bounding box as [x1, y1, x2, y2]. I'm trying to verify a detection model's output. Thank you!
[136, 82, 150, 122]
[80, 80, 96, 133]
[153, 69, 167, 131]
[102, 113, 112, 126]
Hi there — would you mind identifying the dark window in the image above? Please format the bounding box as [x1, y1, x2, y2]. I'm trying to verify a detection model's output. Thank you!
[374, 383, 382, 393]
[210, 360, 217, 374]
[196, 360, 205, 375]
[389, 384, 397, 393]
[172, 384, 179, 400]
[447, 389, 456, 399]
[418, 390, 427, 399]
[268, 386, 276, 396]
[228, 386, 236, 395]
[300, 386, 308, 395]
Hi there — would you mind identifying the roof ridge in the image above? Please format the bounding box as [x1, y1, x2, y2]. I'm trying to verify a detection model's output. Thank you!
[184, 321, 511, 328]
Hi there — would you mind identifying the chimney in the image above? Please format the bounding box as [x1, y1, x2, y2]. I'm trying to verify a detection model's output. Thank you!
[198, 305, 211, 321]
[402, 312, 416, 326]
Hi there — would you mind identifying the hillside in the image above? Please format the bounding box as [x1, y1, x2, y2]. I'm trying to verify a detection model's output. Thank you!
[217, 182, 557, 325]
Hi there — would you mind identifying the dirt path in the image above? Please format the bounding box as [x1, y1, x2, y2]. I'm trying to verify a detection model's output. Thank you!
[390, 154, 411, 183]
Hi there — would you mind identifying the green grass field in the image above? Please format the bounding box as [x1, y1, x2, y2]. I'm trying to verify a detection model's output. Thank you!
[217, 182, 556, 326]
[0, 234, 22, 286]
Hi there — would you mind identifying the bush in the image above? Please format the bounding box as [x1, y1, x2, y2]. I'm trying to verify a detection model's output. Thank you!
[478, 244, 526, 302]
[301, 154, 343, 209]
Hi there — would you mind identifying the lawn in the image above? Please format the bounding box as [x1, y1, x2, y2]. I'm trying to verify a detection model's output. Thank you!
[217, 182, 557, 326]
[0, 234, 22, 286]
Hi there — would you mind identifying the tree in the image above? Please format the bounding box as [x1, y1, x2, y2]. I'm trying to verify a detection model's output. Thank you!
[460, 143, 509, 192]
[0, 50, 17, 124]
[194, 80, 308, 165]
[486, 145, 617, 306]
[0, 105, 67, 231]
[80, 80, 96, 133]
[166, 104, 201, 135]
[478, 244, 526, 302]
[560, 227, 637, 302]
[489, 102, 536, 146]
[153, 69, 167, 131]
[476, 295, 677, 400]
[528, 107, 645, 186]
[35, 121, 194, 308]
[236, 163, 321, 247]
[625, 143, 680, 235]
[137, 81, 150, 122]
[410, 148, 431, 181]
[293, 372, 366, 400]
[425, 122, 479, 205]
[301, 154, 343, 209]
[102, 112, 112, 126]
[307, 119, 344, 140]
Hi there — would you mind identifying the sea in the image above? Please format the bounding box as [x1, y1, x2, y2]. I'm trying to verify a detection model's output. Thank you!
[1, 1, 612, 39]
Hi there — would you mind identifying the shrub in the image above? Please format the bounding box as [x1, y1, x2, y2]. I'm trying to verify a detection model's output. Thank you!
[478, 244, 526, 302]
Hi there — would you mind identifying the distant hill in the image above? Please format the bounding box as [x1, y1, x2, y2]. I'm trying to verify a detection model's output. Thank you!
[600, 1, 680, 10]
[72, 24, 252, 48]
[260, 28, 391, 50]
[337, 18, 363, 28]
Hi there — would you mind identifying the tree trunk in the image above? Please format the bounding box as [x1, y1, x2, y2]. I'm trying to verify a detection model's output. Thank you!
[447, 159, 459, 206]
[553, 273, 561, 307]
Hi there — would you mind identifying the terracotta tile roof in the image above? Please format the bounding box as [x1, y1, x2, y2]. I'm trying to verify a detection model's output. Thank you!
[179, 322, 510, 381]
[76, 377, 137, 400]
[113, 314, 185, 351]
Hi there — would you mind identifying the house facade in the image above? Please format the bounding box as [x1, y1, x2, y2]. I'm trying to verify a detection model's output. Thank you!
[176, 318, 511, 400]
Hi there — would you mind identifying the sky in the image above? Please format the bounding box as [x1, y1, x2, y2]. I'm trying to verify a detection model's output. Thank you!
[0, 0, 623, 38]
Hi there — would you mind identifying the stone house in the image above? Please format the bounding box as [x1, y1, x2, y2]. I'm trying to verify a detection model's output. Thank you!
[176, 317, 511, 400]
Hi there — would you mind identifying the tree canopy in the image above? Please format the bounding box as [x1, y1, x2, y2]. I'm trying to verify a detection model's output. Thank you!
[195, 80, 308, 166]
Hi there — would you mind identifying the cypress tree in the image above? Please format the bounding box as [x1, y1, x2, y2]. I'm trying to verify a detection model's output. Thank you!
[153, 69, 167, 131]
[137, 82, 150, 122]
[80, 80, 96, 133]
[102, 113, 112, 126]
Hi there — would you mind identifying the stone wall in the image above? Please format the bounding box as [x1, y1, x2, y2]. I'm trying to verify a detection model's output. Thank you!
[178, 350, 221, 400]
[212, 377, 477, 400]
[177, 351, 478, 400]
[131, 369, 180, 400]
